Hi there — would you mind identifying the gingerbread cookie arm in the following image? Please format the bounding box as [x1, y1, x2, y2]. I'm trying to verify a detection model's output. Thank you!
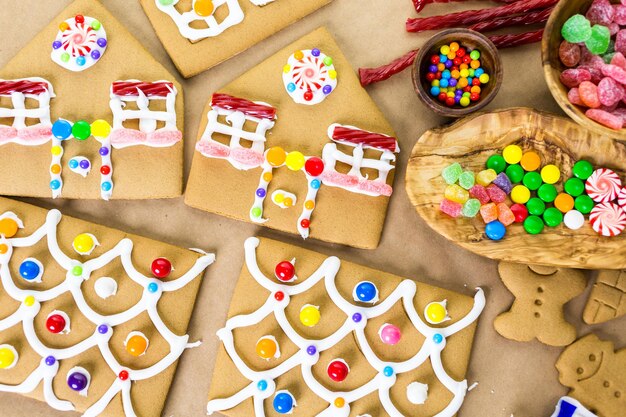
[497, 262, 537, 297]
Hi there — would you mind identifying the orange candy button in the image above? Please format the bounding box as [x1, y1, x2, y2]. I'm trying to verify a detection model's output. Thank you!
[520, 151, 541, 172]
[125, 334, 148, 357]
[0, 218, 19, 238]
[266, 146, 286, 167]
[50, 164, 61, 174]
[193, 0, 214, 16]
[255, 337, 278, 360]
[0, 244, 8, 254]
[554, 193, 575, 213]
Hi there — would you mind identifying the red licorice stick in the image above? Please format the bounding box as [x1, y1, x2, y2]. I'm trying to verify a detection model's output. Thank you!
[406, 0, 558, 33]
[358, 29, 544, 86]
[468, 6, 553, 32]
[331, 125, 399, 152]
[112, 81, 174, 97]
[211, 93, 277, 120]
[412, 0, 519, 14]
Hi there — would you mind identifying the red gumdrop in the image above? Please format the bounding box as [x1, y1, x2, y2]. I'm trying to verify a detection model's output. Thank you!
[440, 199, 462, 218]
[510, 204, 529, 223]
[470, 185, 490, 205]
[46, 314, 66, 334]
[275, 261, 295, 282]
[598, 77, 625, 106]
[560, 68, 591, 88]
[586, 0, 615, 26]
[586, 108, 624, 130]
[559, 41, 581, 68]
[327, 360, 349, 382]
[304, 157, 324, 177]
[616, 30, 626, 56]
[611, 52, 626, 70]
[568, 88, 586, 107]
[151, 258, 172, 278]
[601, 63, 626, 84]
[579, 81, 602, 108]
[611, 108, 626, 126]
[486, 184, 506, 204]
[615, 5, 626, 25]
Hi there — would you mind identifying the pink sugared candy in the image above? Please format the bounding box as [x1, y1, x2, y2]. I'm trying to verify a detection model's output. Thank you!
[568, 88, 585, 106]
[379, 323, 402, 345]
[469, 184, 490, 204]
[611, 52, 626, 70]
[579, 81, 602, 108]
[497, 203, 516, 226]
[612, 108, 626, 126]
[480, 202, 498, 224]
[486, 184, 507, 203]
[616, 30, 626, 55]
[598, 77, 624, 106]
[560, 68, 591, 88]
[559, 41, 581, 67]
[601, 64, 626, 84]
[616, 5, 626, 25]
[440, 199, 462, 218]
[586, 109, 624, 130]
[586, 0, 615, 26]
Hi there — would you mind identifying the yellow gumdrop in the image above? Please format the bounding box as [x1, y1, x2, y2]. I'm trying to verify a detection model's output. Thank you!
[285, 151, 305, 171]
[255, 337, 278, 360]
[193, 0, 214, 16]
[73, 233, 95, 255]
[300, 305, 320, 327]
[274, 193, 285, 204]
[426, 302, 447, 324]
[0, 218, 19, 238]
[0, 346, 16, 369]
[266, 147, 286, 167]
[444, 184, 469, 204]
[541, 164, 561, 185]
[283, 197, 293, 207]
[91, 119, 111, 138]
[511, 185, 531, 204]
[476, 169, 497, 187]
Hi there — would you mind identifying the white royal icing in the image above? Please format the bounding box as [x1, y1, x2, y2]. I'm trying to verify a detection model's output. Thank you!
[0, 209, 215, 416]
[94, 277, 117, 299]
[50, 16, 107, 72]
[206, 237, 486, 417]
[406, 381, 428, 405]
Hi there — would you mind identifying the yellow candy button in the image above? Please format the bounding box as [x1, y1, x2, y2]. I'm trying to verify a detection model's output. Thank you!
[511, 185, 531, 204]
[266, 147, 286, 167]
[0, 346, 17, 369]
[73, 233, 97, 255]
[299, 305, 320, 327]
[541, 164, 561, 185]
[334, 397, 345, 408]
[51, 146, 62, 156]
[0, 244, 8, 254]
[0, 218, 19, 238]
[425, 302, 448, 324]
[283, 64, 291, 73]
[274, 193, 284, 204]
[285, 151, 305, 171]
[50, 164, 61, 175]
[502, 145, 523, 164]
[24, 295, 35, 307]
[193, 0, 214, 16]
[304, 200, 315, 210]
[91, 119, 111, 138]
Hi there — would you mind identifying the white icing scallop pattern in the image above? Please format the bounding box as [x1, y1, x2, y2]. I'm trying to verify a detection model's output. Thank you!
[0, 210, 215, 416]
[206, 237, 485, 417]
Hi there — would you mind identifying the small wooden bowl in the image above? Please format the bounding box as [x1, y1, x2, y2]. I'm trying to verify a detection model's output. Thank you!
[412, 28, 503, 118]
[543, 0, 626, 141]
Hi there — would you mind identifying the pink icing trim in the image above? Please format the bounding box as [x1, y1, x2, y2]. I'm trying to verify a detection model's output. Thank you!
[0, 124, 51, 145]
[196, 140, 264, 168]
[322, 170, 393, 196]
[0, 125, 18, 142]
[109, 128, 182, 148]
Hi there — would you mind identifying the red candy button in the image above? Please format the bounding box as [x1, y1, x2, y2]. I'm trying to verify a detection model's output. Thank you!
[275, 261, 295, 282]
[327, 359, 349, 382]
[305, 157, 324, 177]
[151, 258, 172, 278]
[46, 313, 66, 334]
[119, 370, 129, 381]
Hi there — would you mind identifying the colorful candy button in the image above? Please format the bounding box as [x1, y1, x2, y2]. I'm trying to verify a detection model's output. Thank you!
[299, 305, 320, 327]
[486, 155, 507, 174]
[19, 258, 43, 282]
[505, 164, 524, 184]
[526, 198, 546, 216]
[538, 183, 558, 203]
[273, 391, 296, 414]
[67, 368, 90, 393]
[71, 120, 91, 140]
[379, 323, 401, 345]
[327, 359, 350, 382]
[305, 157, 324, 177]
[275, 260, 295, 282]
[52, 119, 72, 140]
[424, 300, 450, 324]
[575, 195, 595, 214]
[256, 336, 280, 360]
[540, 164, 561, 184]
[90, 119, 111, 137]
[193, 0, 214, 16]
[543, 207, 564, 227]
[510, 203, 529, 223]
[46, 311, 70, 334]
[564, 210, 585, 230]
[522, 172, 542, 191]
[0, 345, 17, 369]
[564, 178, 585, 197]
[285, 151, 305, 171]
[485, 220, 506, 240]
[151, 258, 172, 278]
[266, 147, 286, 167]
[72, 233, 98, 255]
[353, 281, 378, 304]
[125, 332, 149, 357]
[554, 193, 575, 213]
[572, 160, 594, 180]
[0, 218, 19, 238]
[520, 151, 541, 171]
[524, 215, 545, 235]
[502, 145, 523, 164]
[511, 185, 531, 204]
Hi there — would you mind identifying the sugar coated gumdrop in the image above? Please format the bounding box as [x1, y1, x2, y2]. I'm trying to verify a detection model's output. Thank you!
[476, 169, 497, 186]
[598, 77, 624, 107]
[379, 323, 402, 345]
[275, 260, 295, 282]
[585, 24, 611, 55]
[568, 87, 585, 106]
[299, 305, 321, 327]
[327, 359, 350, 382]
[440, 199, 462, 218]
[486, 184, 506, 203]
[0, 345, 17, 369]
[579, 81, 601, 108]
[444, 184, 469, 204]
[424, 300, 449, 324]
[72, 233, 98, 255]
[586, 108, 623, 129]
[462, 199, 481, 218]
[497, 203, 515, 226]
[441, 162, 463, 184]
[493, 173, 513, 194]
[560, 68, 591, 88]
[125, 332, 149, 357]
[586, 0, 615, 26]
[46, 311, 69, 334]
[256, 336, 280, 360]
[562, 14, 592, 44]
[151, 258, 172, 278]
[458, 171, 475, 190]
[485, 220, 506, 241]
[273, 391, 296, 414]
[469, 185, 490, 204]
[559, 41, 581, 67]
[353, 281, 378, 303]
[480, 203, 498, 224]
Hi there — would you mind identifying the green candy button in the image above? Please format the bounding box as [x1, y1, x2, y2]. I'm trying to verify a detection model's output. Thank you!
[543, 207, 564, 227]
[505, 164, 524, 184]
[524, 215, 544, 235]
[572, 160, 593, 180]
[523, 171, 542, 191]
[486, 155, 507, 174]
[564, 177, 585, 197]
[538, 183, 558, 203]
[575, 195, 595, 214]
[71, 120, 91, 140]
[526, 198, 546, 216]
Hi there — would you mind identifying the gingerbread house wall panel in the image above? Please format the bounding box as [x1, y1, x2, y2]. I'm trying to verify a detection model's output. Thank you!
[0, 0, 184, 199]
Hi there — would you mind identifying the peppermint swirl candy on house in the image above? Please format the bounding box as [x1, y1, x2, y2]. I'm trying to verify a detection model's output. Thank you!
[589, 202, 626, 237]
[283, 48, 337, 105]
[51, 14, 107, 72]
[585, 168, 622, 203]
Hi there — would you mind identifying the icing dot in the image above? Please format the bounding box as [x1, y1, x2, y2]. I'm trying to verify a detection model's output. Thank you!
[256, 336, 279, 360]
[101, 181, 112, 192]
[353, 281, 378, 303]
[258, 380, 268, 391]
[76, 56, 86, 66]
[19, 258, 43, 282]
[304, 200, 315, 210]
[352, 312, 362, 323]
[274, 291, 285, 301]
[323, 85, 333, 95]
[118, 370, 129, 381]
[71, 120, 91, 140]
[310, 179, 321, 189]
[285, 151, 305, 171]
[50, 179, 61, 190]
[263, 172, 273, 182]
[67, 369, 89, 392]
[46, 312, 68, 334]
[299, 305, 320, 327]
[52, 40, 62, 50]
[100, 165, 111, 175]
[305, 157, 324, 177]
[73, 233, 98, 255]
[151, 257, 172, 278]
[91, 50, 100, 60]
[311, 48, 321, 57]
[147, 282, 159, 293]
[275, 261, 295, 282]
[50, 164, 61, 174]
[99, 146, 110, 156]
[273, 391, 295, 414]
[334, 397, 345, 408]
[251, 207, 262, 218]
[0, 244, 8, 254]
[433, 333, 444, 344]
[327, 359, 349, 382]
[52, 119, 72, 140]
[383, 366, 394, 377]
[24, 296, 35, 307]
[256, 188, 266, 198]
[306, 345, 317, 356]
[72, 265, 83, 276]
[97, 38, 107, 48]
[51, 145, 63, 156]
[97, 324, 108, 334]
[379, 323, 401, 345]
[0, 345, 17, 369]
[300, 219, 310, 229]
[45, 356, 56, 366]
[287, 82, 296, 93]
[125, 332, 149, 357]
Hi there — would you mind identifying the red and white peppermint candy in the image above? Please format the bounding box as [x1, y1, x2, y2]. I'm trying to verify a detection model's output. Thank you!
[618, 187, 626, 209]
[62, 21, 97, 57]
[585, 168, 622, 203]
[589, 202, 626, 237]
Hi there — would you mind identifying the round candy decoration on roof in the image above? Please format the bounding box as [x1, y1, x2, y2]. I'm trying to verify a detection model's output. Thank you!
[68, 156, 91, 177]
[46, 310, 71, 334]
[327, 359, 350, 382]
[406, 381, 429, 405]
[585, 168, 622, 203]
[0, 212, 23, 238]
[379, 323, 402, 345]
[51, 14, 107, 72]
[67, 367, 90, 396]
[283, 48, 337, 105]
[19, 258, 44, 282]
[94, 277, 117, 299]
[124, 331, 149, 357]
[424, 300, 450, 324]
[0, 345, 18, 369]
[273, 390, 296, 414]
[151, 257, 172, 278]
[589, 202, 626, 237]
[255, 336, 280, 360]
[352, 281, 379, 304]
[72, 233, 99, 255]
[275, 260, 296, 283]
[299, 304, 320, 327]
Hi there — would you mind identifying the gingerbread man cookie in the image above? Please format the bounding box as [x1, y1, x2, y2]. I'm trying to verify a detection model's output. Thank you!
[556, 334, 626, 417]
[494, 262, 587, 346]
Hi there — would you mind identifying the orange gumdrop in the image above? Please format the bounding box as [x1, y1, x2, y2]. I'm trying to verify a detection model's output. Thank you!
[255, 337, 277, 360]
[193, 0, 214, 17]
[0, 219, 19, 238]
[126, 334, 148, 357]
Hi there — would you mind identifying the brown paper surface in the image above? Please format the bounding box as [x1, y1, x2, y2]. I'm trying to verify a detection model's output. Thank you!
[0, 0, 184, 200]
[184, 27, 397, 250]
[207, 237, 478, 416]
[0, 197, 208, 417]
[139, 0, 334, 78]
[0, 1, 625, 417]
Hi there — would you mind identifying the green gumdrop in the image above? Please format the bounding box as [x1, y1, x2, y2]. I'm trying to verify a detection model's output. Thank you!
[562, 14, 592, 43]
[603, 52, 616, 64]
[462, 198, 481, 218]
[442, 163, 463, 185]
[585, 24, 611, 55]
[458, 171, 475, 190]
